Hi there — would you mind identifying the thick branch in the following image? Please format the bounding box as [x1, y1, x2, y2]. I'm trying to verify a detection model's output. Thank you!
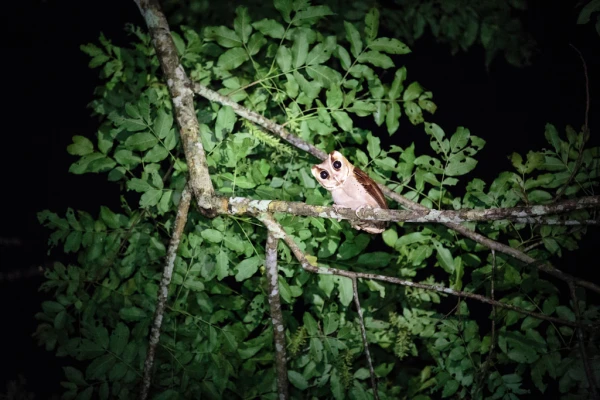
[135, 0, 215, 213]
[140, 186, 192, 400]
[205, 195, 599, 224]
[256, 213, 593, 330]
[191, 82, 600, 294]
[264, 232, 289, 400]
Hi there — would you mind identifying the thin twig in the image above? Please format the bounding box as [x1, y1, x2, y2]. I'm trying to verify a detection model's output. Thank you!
[264, 231, 289, 400]
[351, 277, 379, 400]
[569, 44, 590, 133]
[140, 186, 192, 400]
[553, 44, 591, 202]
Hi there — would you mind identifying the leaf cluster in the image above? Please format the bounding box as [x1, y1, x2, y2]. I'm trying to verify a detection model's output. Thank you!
[36, 1, 600, 399]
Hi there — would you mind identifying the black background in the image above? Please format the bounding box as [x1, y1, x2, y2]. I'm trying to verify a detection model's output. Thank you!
[1, 0, 598, 397]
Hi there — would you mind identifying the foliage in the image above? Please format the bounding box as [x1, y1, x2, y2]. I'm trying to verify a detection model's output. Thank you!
[162, 0, 537, 68]
[577, 0, 600, 37]
[36, 1, 599, 399]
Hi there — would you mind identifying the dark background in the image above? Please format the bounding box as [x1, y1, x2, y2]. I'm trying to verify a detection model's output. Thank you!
[1, 0, 598, 397]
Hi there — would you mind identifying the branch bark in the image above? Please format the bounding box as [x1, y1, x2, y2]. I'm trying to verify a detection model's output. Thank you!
[265, 232, 289, 400]
[256, 213, 594, 330]
[134, 0, 215, 214]
[140, 185, 192, 400]
[203, 195, 599, 224]
[352, 277, 379, 400]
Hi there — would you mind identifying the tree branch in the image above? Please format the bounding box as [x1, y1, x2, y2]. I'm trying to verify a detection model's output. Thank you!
[134, 0, 215, 214]
[203, 195, 599, 224]
[256, 213, 594, 330]
[264, 232, 289, 400]
[191, 82, 600, 294]
[140, 185, 192, 400]
[352, 277, 379, 400]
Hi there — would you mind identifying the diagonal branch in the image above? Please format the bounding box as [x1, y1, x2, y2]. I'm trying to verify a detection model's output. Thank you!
[264, 231, 289, 400]
[134, 0, 215, 214]
[191, 82, 599, 293]
[256, 213, 595, 330]
[140, 185, 192, 400]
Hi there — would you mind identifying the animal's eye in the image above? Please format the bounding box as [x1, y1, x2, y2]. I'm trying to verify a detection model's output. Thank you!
[332, 160, 342, 170]
[320, 170, 329, 179]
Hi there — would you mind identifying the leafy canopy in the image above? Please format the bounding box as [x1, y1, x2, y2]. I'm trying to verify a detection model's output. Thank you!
[37, 1, 599, 399]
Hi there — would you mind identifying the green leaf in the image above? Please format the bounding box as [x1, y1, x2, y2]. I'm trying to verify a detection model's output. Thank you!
[201, 229, 223, 243]
[114, 149, 141, 167]
[64, 366, 87, 386]
[109, 323, 129, 356]
[336, 276, 353, 306]
[205, 26, 242, 48]
[356, 252, 392, 268]
[127, 178, 152, 192]
[184, 278, 205, 292]
[403, 82, 424, 101]
[276, 46, 292, 72]
[247, 32, 267, 56]
[442, 379, 459, 397]
[369, 38, 411, 54]
[108, 362, 128, 381]
[292, 30, 309, 68]
[344, 21, 362, 57]
[234, 6, 252, 44]
[433, 241, 454, 273]
[293, 5, 334, 25]
[306, 65, 340, 88]
[367, 133, 381, 159]
[153, 110, 173, 139]
[323, 314, 339, 335]
[307, 43, 333, 65]
[364, 8, 380, 43]
[386, 102, 400, 135]
[67, 136, 94, 156]
[140, 189, 163, 207]
[274, 0, 292, 22]
[215, 106, 236, 140]
[358, 51, 394, 69]
[234, 256, 260, 281]
[143, 145, 168, 163]
[216, 251, 230, 280]
[253, 18, 284, 39]
[218, 47, 249, 70]
[119, 307, 147, 321]
[555, 306, 575, 321]
[86, 354, 115, 380]
[332, 111, 353, 132]
[288, 370, 308, 390]
[382, 229, 398, 247]
[125, 132, 158, 151]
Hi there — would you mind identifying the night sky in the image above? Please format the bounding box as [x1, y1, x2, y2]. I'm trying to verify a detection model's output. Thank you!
[1, 0, 598, 397]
